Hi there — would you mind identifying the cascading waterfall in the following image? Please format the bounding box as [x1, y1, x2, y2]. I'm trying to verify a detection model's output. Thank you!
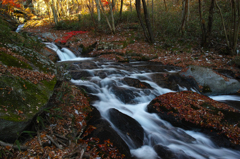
[44, 42, 92, 61]
[48, 42, 240, 159]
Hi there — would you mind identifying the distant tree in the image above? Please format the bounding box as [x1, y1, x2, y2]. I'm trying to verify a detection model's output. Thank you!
[215, 0, 240, 55]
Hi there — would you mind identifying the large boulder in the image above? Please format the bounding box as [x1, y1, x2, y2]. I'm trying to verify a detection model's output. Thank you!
[108, 108, 144, 148]
[180, 65, 240, 95]
[147, 91, 240, 149]
[150, 73, 200, 92]
[83, 108, 131, 158]
[0, 43, 56, 142]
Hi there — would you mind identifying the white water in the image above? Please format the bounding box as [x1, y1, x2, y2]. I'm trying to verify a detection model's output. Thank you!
[15, 24, 25, 33]
[210, 95, 240, 101]
[44, 42, 92, 61]
[50, 43, 240, 159]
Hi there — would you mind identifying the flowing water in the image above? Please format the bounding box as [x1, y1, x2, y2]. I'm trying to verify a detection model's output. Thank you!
[46, 43, 240, 159]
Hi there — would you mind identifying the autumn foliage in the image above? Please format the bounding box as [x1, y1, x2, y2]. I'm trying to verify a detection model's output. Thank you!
[55, 31, 88, 44]
[149, 91, 240, 145]
[0, 0, 21, 8]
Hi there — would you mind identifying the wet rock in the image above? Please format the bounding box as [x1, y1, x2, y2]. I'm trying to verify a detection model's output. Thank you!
[94, 70, 125, 79]
[130, 62, 181, 73]
[122, 77, 152, 89]
[83, 108, 131, 158]
[150, 73, 200, 92]
[180, 65, 240, 95]
[108, 108, 144, 148]
[147, 91, 240, 150]
[41, 47, 58, 62]
[110, 85, 139, 104]
[153, 145, 195, 159]
[70, 70, 93, 80]
[214, 69, 236, 79]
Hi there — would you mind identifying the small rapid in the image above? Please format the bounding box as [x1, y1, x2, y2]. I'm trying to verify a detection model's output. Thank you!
[47, 42, 240, 159]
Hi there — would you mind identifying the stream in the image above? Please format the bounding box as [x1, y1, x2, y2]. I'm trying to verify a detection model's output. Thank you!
[45, 42, 240, 159]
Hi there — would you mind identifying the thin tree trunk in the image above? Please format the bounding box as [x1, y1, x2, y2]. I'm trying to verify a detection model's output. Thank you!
[180, 0, 188, 35]
[130, 0, 132, 12]
[215, 0, 230, 47]
[112, 0, 115, 13]
[95, 0, 101, 22]
[51, 0, 58, 24]
[142, 0, 154, 43]
[152, 0, 154, 27]
[99, 0, 114, 34]
[87, 4, 97, 29]
[163, 0, 168, 11]
[199, 0, 207, 46]
[108, 0, 116, 33]
[207, 0, 215, 39]
[120, 0, 123, 19]
[136, 0, 150, 42]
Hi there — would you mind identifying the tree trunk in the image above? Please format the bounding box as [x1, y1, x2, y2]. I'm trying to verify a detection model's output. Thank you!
[199, 0, 207, 46]
[51, 0, 58, 24]
[130, 0, 132, 12]
[142, 0, 154, 43]
[163, 0, 168, 11]
[180, 0, 188, 35]
[99, 0, 114, 34]
[207, 0, 215, 39]
[108, 0, 116, 33]
[95, 0, 101, 22]
[120, 0, 123, 19]
[152, 0, 154, 27]
[136, 0, 150, 42]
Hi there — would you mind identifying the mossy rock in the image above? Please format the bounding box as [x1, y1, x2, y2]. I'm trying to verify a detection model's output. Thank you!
[0, 73, 56, 142]
[0, 44, 57, 142]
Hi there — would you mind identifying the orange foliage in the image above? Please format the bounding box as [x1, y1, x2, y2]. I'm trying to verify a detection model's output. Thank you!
[1, 0, 21, 8]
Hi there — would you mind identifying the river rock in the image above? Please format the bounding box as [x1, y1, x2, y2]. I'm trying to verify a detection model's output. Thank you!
[228, 56, 240, 68]
[151, 73, 200, 92]
[110, 85, 139, 104]
[0, 41, 56, 142]
[147, 91, 240, 149]
[122, 77, 152, 89]
[41, 46, 59, 62]
[83, 108, 131, 158]
[153, 145, 195, 159]
[108, 108, 144, 148]
[180, 65, 240, 95]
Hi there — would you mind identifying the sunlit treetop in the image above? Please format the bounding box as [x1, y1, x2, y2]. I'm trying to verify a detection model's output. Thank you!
[0, 0, 22, 8]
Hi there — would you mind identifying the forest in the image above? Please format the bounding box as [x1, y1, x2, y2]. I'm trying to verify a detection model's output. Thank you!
[1, 0, 240, 55]
[1, 0, 240, 159]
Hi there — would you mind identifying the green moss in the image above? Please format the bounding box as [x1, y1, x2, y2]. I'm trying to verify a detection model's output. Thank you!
[15, 49, 56, 74]
[0, 51, 32, 69]
[0, 74, 56, 122]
